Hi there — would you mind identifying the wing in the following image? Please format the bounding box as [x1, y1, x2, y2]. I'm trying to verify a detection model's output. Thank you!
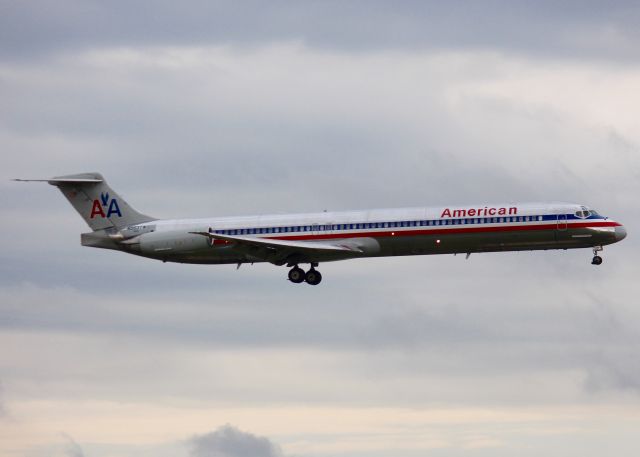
[190, 230, 364, 265]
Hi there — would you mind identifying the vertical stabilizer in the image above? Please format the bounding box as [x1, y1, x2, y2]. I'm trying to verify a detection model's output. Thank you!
[45, 172, 154, 231]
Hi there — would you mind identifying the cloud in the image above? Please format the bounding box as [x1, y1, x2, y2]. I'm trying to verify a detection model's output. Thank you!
[188, 425, 283, 457]
[2, 1, 640, 62]
[0, 380, 5, 417]
[1, 7, 640, 457]
[61, 433, 85, 457]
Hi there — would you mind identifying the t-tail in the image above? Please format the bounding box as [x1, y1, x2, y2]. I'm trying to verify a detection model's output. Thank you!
[15, 172, 155, 231]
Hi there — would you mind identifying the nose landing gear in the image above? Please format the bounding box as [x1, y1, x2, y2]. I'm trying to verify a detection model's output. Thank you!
[288, 263, 322, 285]
[591, 246, 603, 265]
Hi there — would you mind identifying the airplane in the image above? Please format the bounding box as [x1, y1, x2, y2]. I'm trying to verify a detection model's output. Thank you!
[15, 172, 627, 285]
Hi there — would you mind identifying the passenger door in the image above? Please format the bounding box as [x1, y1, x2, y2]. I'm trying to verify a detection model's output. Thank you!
[556, 213, 569, 241]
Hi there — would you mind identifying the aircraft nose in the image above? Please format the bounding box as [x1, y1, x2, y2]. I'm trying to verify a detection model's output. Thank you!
[615, 225, 627, 242]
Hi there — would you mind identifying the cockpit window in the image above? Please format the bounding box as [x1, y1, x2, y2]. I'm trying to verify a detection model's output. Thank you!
[575, 207, 602, 219]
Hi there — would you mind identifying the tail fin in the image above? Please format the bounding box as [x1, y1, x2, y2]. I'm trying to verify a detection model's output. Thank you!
[17, 172, 155, 230]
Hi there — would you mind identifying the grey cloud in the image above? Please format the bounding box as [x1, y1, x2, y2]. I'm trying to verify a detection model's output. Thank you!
[583, 349, 640, 393]
[61, 433, 86, 457]
[2, 1, 640, 61]
[188, 425, 283, 457]
[0, 380, 5, 417]
[1, 13, 640, 456]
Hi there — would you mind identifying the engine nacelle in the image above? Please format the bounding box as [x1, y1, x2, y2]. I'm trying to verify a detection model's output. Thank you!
[138, 230, 209, 257]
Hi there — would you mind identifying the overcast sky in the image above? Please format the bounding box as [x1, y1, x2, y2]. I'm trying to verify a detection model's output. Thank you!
[1, 2, 640, 456]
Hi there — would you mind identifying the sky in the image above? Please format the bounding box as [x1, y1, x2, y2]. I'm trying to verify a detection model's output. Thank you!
[1, 1, 640, 456]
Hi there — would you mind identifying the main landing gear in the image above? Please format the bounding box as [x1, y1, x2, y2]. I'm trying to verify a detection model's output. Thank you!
[591, 246, 603, 265]
[288, 264, 322, 285]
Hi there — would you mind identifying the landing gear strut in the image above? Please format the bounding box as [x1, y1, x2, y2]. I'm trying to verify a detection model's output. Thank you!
[591, 246, 603, 265]
[288, 264, 322, 285]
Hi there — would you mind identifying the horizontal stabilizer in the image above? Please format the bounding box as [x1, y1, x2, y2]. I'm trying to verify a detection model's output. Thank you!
[14, 178, 103, 185]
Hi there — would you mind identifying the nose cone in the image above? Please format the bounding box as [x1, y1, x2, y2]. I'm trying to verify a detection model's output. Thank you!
[615, 225, 627, 242]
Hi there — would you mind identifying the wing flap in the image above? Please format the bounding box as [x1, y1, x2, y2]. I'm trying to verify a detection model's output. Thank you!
[189, 230, 363, 264]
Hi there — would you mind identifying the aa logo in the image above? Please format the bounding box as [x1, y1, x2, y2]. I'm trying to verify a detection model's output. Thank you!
[90, 192, 122, 218]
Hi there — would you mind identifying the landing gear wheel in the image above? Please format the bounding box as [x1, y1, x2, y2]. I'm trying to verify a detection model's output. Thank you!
[591, 246, 603, 265]
[305, 269, 322, 285]
[288, 266, 305, 283]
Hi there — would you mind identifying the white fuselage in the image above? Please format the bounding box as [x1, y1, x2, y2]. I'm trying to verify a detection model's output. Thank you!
[86, 201, 626, 267]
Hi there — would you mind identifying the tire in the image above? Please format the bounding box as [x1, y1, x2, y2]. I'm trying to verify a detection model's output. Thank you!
[305, 269, 322, 285]
[592, 255, 603, 265]
[288, 267, 305, 283]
